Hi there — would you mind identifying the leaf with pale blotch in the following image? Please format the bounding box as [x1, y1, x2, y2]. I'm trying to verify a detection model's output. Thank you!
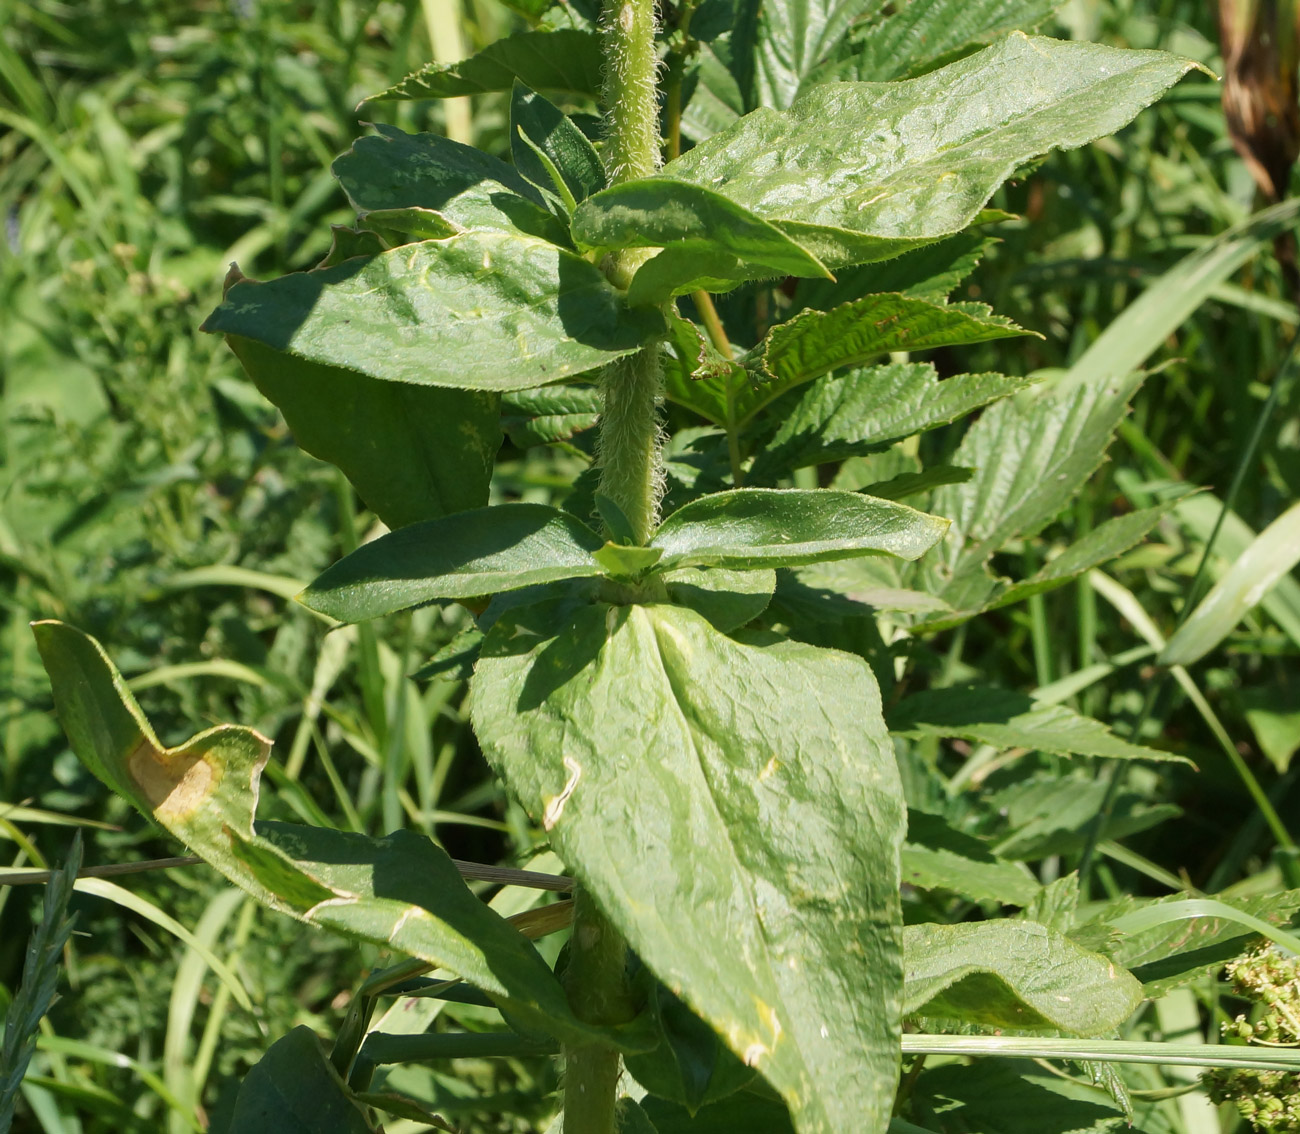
[903, 921, 1142, 1033]
[472, 600, 906, 1134]
[202, 234, 663, 394]
[229, 1027, 372, 1133]
[366, 29, 603, 100]
[749, 363, 1031, 482]
[576, 35, 1200, 274]
[334, 125, 566, 242]
[30, 621, 632, 1050]
[226, 337, 499, 529]
[888, 686, 1185, 762]
[299, 503, 606, 623]
[651, 489, 949, 570]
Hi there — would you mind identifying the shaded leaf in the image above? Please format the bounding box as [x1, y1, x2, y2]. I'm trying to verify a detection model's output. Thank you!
[902, 810, 1040, 907]
[663, 566, 776, 631]
[226, 337, 499, 529]
[366, 29, 603, 100]
[904, 920, 1142, 1033]
[640, 1090, 795, 1134]
[501, 383, 601, 448]
[472, 601, 907, 1134]
[511, 82, 605, 205]
[299, 503, 606, 622]
[650, 488, 949, 570]
[229, 1027, 372, 1134]
[1243, 675, 1300, 773]
[202, 234, 663, 394]
[748, 0, 888, 109]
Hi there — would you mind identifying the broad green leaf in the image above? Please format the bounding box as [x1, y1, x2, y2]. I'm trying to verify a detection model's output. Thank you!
[228, 1027, 371, 1134]
[576, 36, 1200, 273]
[779, 558, 954, 617]
[749, 364, 1031, 481]
[887, 686, 1183, 762]
[501, 383, 601, 448]
[593, 542, 664, 578]
[1242, 676, 1300, 773]
[617, 1098, 661, 1134]
[745, 294, 1031, 393]
[650, 489, 949, 570]
[902, 810, 1040, 907]
[662, 566, 776, 631]
[1160, 501, 1300, 666]
[472, 601, 907, 1134]
[225, 337, 499, 529]
[334, 124, 565, 241]
[30, 621, 609, 1048]
[365, 29, 602, 100]
[299, 503, 605, 622]
[681, 42, 745, 142]
[827, 0, 1065, 83]
[570, 180, 830, 305]
[510, 83, 605, 207]
[903, 921, 1142, 1033]
[862, 466, 974, 502]
[202, 233, 663, 394]
[316, 225, 386, 268]
[748, 0, 888, 109]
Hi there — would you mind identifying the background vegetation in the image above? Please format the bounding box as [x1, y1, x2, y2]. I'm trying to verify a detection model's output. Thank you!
[1, 0, 1297, 1130]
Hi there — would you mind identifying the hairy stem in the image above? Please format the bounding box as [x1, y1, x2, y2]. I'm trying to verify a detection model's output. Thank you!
[598, 344, 664, 544]
[563, 886, 634, 1134]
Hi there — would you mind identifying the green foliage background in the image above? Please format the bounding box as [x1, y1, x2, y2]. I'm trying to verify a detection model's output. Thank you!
[1, 0, 1298, 1131]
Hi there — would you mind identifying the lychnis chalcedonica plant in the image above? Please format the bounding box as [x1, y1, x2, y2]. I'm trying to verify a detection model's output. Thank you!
[38, 2, 1266, 1131]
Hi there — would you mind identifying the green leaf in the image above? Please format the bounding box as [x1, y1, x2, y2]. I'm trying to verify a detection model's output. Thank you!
[202, 233, 663, 394]
[650, 489, 949, 570]
[571, 180, 831, 305]
[298, 503, 606, 622]
[365, 29, 603, 99]
[31, 622, 610, 1048]
[334, 124, 566, 241]
[593, 542, 664, 579]
[356, 207, 460, 244]
[511, 82, 605, 205]
[748, 0, 888, 109]
[662, 566, 776, 631]
[641, 1091, 795, 1134]
[472, 601, 907, 1134]
[779, 558, 954, 617]
[225, 337, 499, 529]
[501, 383, 601, 448]
[887, 686, 1184, 762]
[1160, 501, 1300, 667]
[828, 0, 1066, 83]
[903, 921, 1142, 1033]
[578, 35, 1200, 272]
[745, 294, 1032, 393]
[862, 466, 974, 502]
[1243, 675, 1300, 773]
[228, 1027, 372, 1134]
[316, 225, 386, 268]
[749, 363, 1031, 481]
[902, 810, 1040, 907]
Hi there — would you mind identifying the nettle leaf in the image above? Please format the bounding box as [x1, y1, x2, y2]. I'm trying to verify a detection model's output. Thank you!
[650, 489, 949, 570]
[226, 337, 499, 529]
[30, 622, 611, 1049]
[501, 383, 601, 448]
[511, 82, 605, 207]
[887, 686, 1184, 762]
[576, 35, 1199, 275]
[472, 601, 907, 1134]
[366, 29, 602, 100]
[749, 363, 1032, 482]
[747, 0, 889, 109]
[828, 0, 1066, 83]
[902, 809, 1040, 907]
[230, 1027, 372, 1134]
[745, 294, 1032, 391]
[903, 921, 1142, 1033]
[202, 233, 663, 394]
[298, 503, 605, 623]
[334, 124, 565, 242]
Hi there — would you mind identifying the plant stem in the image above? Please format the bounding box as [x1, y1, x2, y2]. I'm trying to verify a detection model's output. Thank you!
[563, 886, 634, 1134]
[692, 290, 746, 485]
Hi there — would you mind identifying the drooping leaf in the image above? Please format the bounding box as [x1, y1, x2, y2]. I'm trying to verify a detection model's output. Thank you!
[501, 383, 601, 448]
[365, 29, 603, 100]
[744, 294, 1032, 392]
[226, 337, 499, 529]
[472, 600, 907, 1134]
[30, 621, 616, 1049]
[903, 921, 1143, 1033]
[298, 503, 606, 623]
[510, 82, 605, 206]
[228, 1027, 372, 1134]
[202, 233, 663, 394]
[827, 0, 1066, 83]
[887, 686, 1185, 762]
[334, 124, 566, 241]
[650, 488, 949, 570]
[902, 810, 1040, 907]
[749, 364, 1031, 481]
[575, 35, 1201, 274]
